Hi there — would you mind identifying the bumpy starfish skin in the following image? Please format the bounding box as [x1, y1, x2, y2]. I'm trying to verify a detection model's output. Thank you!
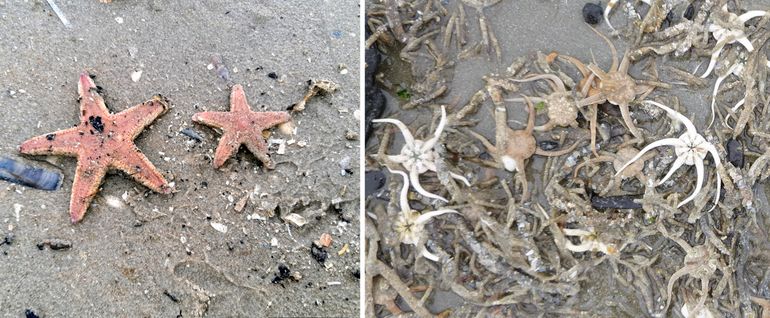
[192, 84, 291, 169]
[18, 71, 172, 223]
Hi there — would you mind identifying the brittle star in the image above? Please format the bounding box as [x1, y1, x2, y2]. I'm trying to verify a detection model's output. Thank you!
[615, 101, 721, 210]
[373, 105, 470, 202]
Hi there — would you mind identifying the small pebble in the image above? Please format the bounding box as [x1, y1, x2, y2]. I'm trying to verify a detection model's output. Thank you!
[37, 239, 72, 251]
[131, 70, 142, 82]
[310, 242, 328, 265]
[726, 139, 744, 168]
[582, 2, 603, 25]
[267, 72, 278, 79]
[25, 309, 40, 318]
[318, 233, 333, 247]
[684, 3, 695, 20]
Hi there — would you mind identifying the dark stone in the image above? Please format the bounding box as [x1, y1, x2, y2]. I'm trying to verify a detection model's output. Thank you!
[683, 3, 695, 20]
[364, 170, 386, 197]
[271, 264, 291, 284]
[591, 195, 642, 209]
[88, 115, 104, 133]
[538, 140, 559, 151]
[267, 72, 278, 79]
[364, 18, 386, 142]
[310, 242, 328, 265]
[25, 309, 40, 318]
[726, 139, 744, 168]
[582, 3, 603, 25]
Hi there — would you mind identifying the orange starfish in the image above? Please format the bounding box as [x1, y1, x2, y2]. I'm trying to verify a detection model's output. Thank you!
[18, 71, 173, 223]
[192, 84, 291, 169]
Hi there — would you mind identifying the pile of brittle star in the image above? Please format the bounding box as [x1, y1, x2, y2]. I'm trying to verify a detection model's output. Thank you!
[366, 0, 770, 317]
[19, 71, 335, 224]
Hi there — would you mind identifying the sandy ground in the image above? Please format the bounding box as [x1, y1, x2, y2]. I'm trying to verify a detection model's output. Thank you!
[0, 1, 359, 317]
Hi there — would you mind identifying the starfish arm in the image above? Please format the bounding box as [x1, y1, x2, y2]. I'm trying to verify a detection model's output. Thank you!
[449, 171, 471, 186]
[113, 146, 172, 194]
[191, 111, 233, 129]
[18, 126, 84, 157]
[68, 161, 108, 223]
[565, 240, 593, 253]
[738, 10, 766, 23]
[112, 96, 169, 139]
[678, 157, 705, 208]
[737, 36, 755, 52]
[77, 71, 110, 117]
[420, 105, 447, 152]
[388, 169, 411, 214]
[409, 167, 448, 202]
[615, 138, 684, 177]
[644, 101, 698, 134]
[243, 137, 275, 169]
[229, 84, 253, 113]
[371, 118, 416, 146]
[210, 132, 242, 169]
[711, 170, 722, 212]
[415, 209, 458, 225]
[657, 154, 687, 186]
[248, 111, 291, 131]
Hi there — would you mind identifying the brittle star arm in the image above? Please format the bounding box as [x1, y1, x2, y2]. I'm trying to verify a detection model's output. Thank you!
[371, 118, 416, 146]
[389, 169, 412, 215]
[409, 166, 448, 202]
[679, 156, 705, 207]
[645, 101, 697, 134]
[615, 138, 685, 177]
[420, 105, 447, 152]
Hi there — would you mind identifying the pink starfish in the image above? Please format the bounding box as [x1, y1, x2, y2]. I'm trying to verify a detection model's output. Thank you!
[18, 71, 173, 223]
[192, 84, 291, 169]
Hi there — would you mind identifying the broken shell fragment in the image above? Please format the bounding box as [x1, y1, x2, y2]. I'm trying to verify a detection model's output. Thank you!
[283, 213, 308, 227]
[0, 156, 62, 191]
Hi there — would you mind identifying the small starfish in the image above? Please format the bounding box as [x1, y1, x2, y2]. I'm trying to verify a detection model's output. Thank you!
[616, 101, 722, 210]
[18, 71, 173, 223]
[699, 5, 766, 78]
[192, 84, 291, 169]
[373, 105, 470, 202]
[390, 169, 457, 262]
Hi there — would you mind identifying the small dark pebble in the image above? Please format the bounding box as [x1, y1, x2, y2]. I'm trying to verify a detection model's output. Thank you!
[25, 309, 39, 318]
[36, 239, 72, 251]
[663, 9, 676, 27]
[272, 264, 292, 284]
[538, 140, 559, 151]
[180, 128, 203, 142]
[726, 139, 744, 168]
[310, 242, 328, 265]
[351, 269, 360, 279]
[591, 195, 642, 210]
[88, 115, 104, 133]
[582, 2, 603, 25]
[683, 3, 695, 20]
[163, 290, 179, 303]
[3, 233, 14, 245]
[46, 134, 55, 141]
[364, 170, 386, 197]
[267, 72, 278, 79]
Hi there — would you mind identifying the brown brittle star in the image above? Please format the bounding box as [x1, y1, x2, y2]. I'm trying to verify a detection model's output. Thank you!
[467, 96, 579, 201]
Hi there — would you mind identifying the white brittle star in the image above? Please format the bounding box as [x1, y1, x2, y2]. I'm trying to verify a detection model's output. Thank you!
[390, 169, 458, 262]
[562, 228, 619, 256]
[373, 105, 470, 202]
[616, 101, 722, 210]
[699, 4, 766, 78]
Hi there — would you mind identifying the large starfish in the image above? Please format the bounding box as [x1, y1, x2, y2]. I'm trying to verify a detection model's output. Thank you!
[18, 71, 173, 223]
[192, 84, 291, 169]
